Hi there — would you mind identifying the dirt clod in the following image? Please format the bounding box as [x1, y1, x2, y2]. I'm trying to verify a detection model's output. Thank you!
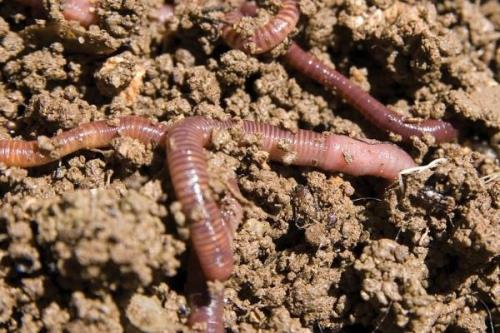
[0, 0, 498, 332]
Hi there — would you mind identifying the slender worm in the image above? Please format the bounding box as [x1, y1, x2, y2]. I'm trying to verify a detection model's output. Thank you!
[282, 43, 458, 143]
[186, 253, 226, 333]
[220, 1, 458, 142]
[1, 116, 415, 275]
[1, 116, 415, 331]
[166, 115, 415, 280]
[0, 116, 166, 167]
[5, 1, 436, 331]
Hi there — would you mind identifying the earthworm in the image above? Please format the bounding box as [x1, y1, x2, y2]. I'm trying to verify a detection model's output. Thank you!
[166, 116, 415, 281]
[283, 43, 458, 143]
[166, 118, 235, 282]
[186, 253, 225, 333]
[221, 0, 299, 54]
[0, 116, 166, 168]
[1, 115, 415, 331]
[1, 115, 415, 251]
[186, 183, 243, 333]
[0, 112, 402, 286]
[220, 2, 458, 142]
[16, 0, 98, 27]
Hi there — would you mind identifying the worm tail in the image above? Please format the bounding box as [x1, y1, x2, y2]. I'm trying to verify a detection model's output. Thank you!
[186, 253, 226, 333]
[283, 43, 458, 142]
[186, 182, 242, 333]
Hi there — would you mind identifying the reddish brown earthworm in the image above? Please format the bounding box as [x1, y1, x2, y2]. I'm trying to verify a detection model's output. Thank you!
[282, 43, 458, 143]
[0, 116, 166, 167]
[221, 0, 299, 54]
[219, 1, 458, 142]
[16, 0, 98, 27]
[166, 118, 235, 282]
[186, 253, 226, 333]
[1, 115, 415, 269]
[186, 184, 243, 333]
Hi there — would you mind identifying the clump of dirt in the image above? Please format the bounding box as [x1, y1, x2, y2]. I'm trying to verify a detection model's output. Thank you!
[0, 0, 499, 332]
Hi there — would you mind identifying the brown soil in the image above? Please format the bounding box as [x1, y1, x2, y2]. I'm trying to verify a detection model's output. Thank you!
[0, 0, 499, 332]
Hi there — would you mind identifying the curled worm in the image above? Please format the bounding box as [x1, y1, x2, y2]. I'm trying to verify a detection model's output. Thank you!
[166, 116, 415, 281]
[220, 1, 458, 142]
[221, 0, 299, 54]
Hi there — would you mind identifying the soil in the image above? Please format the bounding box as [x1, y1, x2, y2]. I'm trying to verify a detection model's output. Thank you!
[0, 0, 499, 332]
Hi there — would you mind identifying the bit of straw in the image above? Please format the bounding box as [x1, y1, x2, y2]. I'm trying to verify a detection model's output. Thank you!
[398, 158, 448, 192]
[480, 172, 500, 184]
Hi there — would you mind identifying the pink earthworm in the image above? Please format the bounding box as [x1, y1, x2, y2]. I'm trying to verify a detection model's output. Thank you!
[219, 1, 458, 142]
[186, 253, 226, 333]
[221, 0, 299, 54]
[0, 116, 415, 274]
[16, 0, 98, 27]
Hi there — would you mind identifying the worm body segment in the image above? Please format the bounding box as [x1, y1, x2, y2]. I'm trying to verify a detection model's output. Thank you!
[167, 116, 415, 279]
[186, 253, 226, 333]
[17, 0, 98, 27]
[166, 117, 235, 282]
[1, 115, 417, 332]
[166, 116, 416, 280]
[0, 117, 166, 168]
[186, 187, 242, 333]
[61, 0, 98, 27]
[221, 0, 299, 54]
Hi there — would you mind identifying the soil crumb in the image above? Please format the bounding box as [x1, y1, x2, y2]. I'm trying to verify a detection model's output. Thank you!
[0, 0, 498, 332]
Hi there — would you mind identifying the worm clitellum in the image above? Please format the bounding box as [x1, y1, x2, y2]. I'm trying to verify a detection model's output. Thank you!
[186, 254, 226, 333]
[220, 1, 458, 143]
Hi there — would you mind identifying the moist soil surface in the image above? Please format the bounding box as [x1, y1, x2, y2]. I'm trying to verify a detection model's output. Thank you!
[0, 0, 499, 332]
